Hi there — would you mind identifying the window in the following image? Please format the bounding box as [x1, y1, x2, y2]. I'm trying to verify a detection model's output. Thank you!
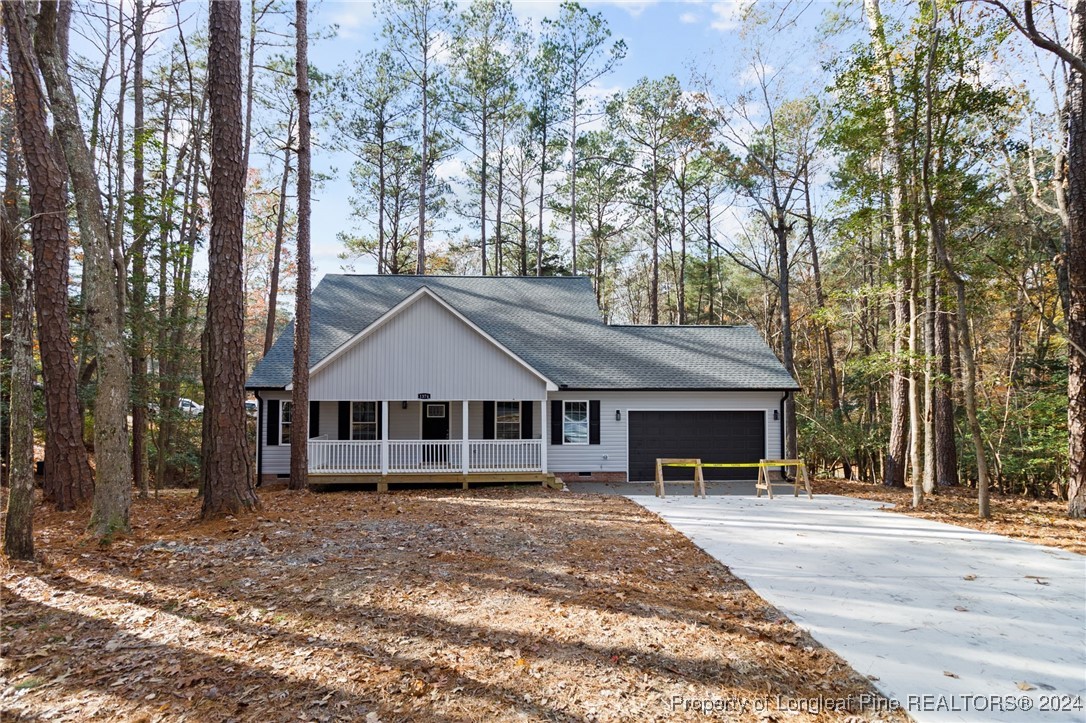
[563, 401, 589, 445]
[280, 401, 293, 445]
[426, 404, 446, 419]
[351, 401, 377, 440]
[496, 401, 521, 440]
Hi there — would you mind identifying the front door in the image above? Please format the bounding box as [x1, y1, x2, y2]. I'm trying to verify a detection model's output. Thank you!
[421, 402, 450, 463]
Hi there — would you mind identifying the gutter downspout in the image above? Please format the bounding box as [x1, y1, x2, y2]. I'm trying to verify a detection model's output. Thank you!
[255, 391, 263, 486]
[779, 390, 790, 462]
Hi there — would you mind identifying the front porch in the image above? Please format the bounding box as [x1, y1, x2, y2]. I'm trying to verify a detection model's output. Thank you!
[295, 399, 548, 477]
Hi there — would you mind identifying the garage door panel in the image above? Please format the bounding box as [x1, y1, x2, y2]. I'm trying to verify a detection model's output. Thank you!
[628, 410, 766, 482]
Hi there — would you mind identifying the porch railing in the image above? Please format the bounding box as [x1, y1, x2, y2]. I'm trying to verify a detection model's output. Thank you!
[388, 440, 463, 473]
[307, 439, 543, 475]
[468, 440, 542, 473]
[308, 440, 380, 473]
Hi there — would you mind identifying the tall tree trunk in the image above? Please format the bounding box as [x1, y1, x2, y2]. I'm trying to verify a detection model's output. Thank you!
[536, 112, 547, 276]
[264, 134, 293, 355]
[1066, 0, 1086, 518]
[777, 217, 798, 459]
[202, 0, 258, 517]
[933, 274, 959, 487]
[570, 86, 578, 275]
[650, 162, 660, 325]
[2, 123, 35, 560]
[481, 114, 488, 273]
[131, 0, 150, 499]
[866, 0, 910, 488]
[417, 52, 429, 275]
[678, 184, 687, 324]
[290, 0, 312, 491]
[34, 0, 134, 535]
[3, 1, 95, 511]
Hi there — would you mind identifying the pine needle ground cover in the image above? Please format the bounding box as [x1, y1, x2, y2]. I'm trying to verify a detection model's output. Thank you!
[2, 489, 904, 722]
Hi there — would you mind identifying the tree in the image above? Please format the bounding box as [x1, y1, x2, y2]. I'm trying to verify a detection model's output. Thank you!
[290, 0, 312, 490]
[379, 0, 451, 274]
[980, 0, 1086, 517]
[34, 0, 134, 535]
[1, 110, 34, 560]
[448, 0, 521, 274]
[202, 0, 259, 517]
[609, 76, 683, 324]
[542, 1, 625, 275]
[864, 0, 915, 497]
[1, 1, 94, 512]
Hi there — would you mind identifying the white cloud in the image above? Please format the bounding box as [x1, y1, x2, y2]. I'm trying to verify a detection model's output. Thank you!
[330, 3, 375, 40]
[708, 1, 742, 32]
[679, 12, 699, 24]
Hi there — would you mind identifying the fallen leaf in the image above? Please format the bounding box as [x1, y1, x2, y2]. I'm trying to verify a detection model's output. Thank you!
[1016, 682, 1037, 691]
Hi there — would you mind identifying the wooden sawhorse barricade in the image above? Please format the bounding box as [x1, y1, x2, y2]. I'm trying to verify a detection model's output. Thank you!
[654, 458, 813, 499]
[755, 459, 813, 499]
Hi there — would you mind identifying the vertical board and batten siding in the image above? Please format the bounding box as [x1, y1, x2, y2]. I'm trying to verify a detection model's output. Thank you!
[545, 391, 784, 480]
[308, 294, 548, 401]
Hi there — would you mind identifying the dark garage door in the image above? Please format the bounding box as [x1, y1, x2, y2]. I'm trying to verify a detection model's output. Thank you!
[628, 410, 766, 482]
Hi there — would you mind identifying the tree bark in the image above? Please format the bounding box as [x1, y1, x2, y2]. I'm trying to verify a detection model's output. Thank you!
[2, 1, 94, 511]
[289, 0, 312, 491]
[131, 0, 150, 499]
[2, 121, 35, 560]
[264, 133, 292, 355]
[1066, 0, 1086, 518]
[34, 0, 134, 535]
[933, 275, 959, 487]
[202, 0, 258, 517]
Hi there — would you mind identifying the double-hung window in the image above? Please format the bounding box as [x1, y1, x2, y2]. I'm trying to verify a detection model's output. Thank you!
[351, 401, 378, 440]
[496, 401, 521, 440]
[562, 401, 589, 445]
[280, 401, 293, 445]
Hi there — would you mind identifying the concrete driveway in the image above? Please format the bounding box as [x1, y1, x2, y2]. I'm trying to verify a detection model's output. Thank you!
[630, 493, 1086, 723]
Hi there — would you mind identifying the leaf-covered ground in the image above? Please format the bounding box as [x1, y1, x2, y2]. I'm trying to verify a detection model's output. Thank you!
[816, 479, 1086, 555]
[1, 488, 906, 722]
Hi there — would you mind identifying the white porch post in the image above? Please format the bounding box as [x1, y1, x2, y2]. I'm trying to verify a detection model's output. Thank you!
[381, 400, 389, 475]
[540, 398, 548, 473]
[461, 401, 470, 474]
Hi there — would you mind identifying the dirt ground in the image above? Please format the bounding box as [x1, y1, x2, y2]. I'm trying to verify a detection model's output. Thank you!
[2, 487, 907, 722]
[816, 479, 1086, 555]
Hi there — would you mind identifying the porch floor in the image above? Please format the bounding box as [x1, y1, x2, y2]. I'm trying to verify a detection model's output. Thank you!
[308, 472, 559, 491]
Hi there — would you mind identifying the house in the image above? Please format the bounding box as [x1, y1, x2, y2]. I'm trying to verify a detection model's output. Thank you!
[246, 275, 799, 486]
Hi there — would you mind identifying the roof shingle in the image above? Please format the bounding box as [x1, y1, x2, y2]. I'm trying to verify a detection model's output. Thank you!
[246, 275, 799, 391]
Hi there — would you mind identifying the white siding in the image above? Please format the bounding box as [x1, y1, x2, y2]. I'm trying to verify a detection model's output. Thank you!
[546, 391, 786, 480]
[260, 389, 783, 478]
[309, 294, 548, 401]
[259, 392, 292, 476]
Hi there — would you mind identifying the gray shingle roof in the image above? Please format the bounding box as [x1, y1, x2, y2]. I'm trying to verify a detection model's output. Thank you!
[246, 275, 799, 391]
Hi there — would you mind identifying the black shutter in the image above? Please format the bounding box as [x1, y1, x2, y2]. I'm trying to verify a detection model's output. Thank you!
[338, 401, 351, 440]
[266, 398, 280, 446]
[589, 400, 601, 445]
[521, 401, 533, 439]
[309, 401, 319, 438]
[550, 400, 563, 445]
[376, 402, 383, 440]
[483, 401, 495, 440]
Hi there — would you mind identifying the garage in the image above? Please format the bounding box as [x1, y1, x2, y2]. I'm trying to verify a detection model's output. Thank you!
[628, 410, 766, 482]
